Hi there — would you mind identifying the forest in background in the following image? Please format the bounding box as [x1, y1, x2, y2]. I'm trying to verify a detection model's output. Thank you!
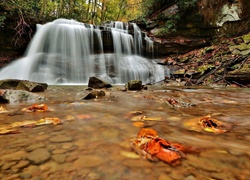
[0, 0, 149, 25]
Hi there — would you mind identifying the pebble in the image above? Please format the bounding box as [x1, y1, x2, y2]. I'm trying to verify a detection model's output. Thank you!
[158, 174, 172, 180]
[34, 134, 50, 141]
[49, 135, 73, 143]
[22, 165, 41, 175]
[66, 154, 78, 162]
[19, 173, 32, 179]
[1, 161, 16, 170]
[2, 151, 27, 162]
[27, 148, 51, 165]
[62, 143, 74, 149]
[184, 175, 196, 180]
[12, 160, 30, 169]
[73, 155, 105, 168]
[52, 149, 68, 154]
[26, 142, 46, 152]
[122, 159, 153, 168]
[52, 154, 66, 164]
[187, 155, 222, 172]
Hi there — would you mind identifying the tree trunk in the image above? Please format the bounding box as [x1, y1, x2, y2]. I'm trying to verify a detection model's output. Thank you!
[69, 0, 74, 17]
[40, 0, 47, 16]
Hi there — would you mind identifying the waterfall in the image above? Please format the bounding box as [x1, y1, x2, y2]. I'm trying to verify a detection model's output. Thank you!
[0, 19, 165, 85]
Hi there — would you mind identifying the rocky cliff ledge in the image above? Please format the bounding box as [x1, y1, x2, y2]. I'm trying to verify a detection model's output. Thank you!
[135, 0, 250, 56]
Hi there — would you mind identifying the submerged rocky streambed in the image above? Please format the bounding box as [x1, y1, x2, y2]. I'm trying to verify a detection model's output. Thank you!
[0, 85, 250, 179]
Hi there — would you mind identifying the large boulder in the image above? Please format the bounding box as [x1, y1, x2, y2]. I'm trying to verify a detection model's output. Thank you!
[125, 80, 142, 91]
[0, 79, 48, 92]
[0, 89, 45, 103]
[88, 76, 112, 89]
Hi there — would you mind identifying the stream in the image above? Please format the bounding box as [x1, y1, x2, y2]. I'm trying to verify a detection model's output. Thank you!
[0, 85, 250, 179]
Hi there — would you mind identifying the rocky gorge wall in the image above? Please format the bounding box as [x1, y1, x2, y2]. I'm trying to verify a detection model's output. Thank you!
[135, 0, 250, 56]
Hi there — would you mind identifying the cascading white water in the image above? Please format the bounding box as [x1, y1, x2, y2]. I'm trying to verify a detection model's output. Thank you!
[0, 19, 165, 84]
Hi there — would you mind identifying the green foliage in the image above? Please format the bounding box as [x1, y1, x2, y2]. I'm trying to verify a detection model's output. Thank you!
[0, 14, 6, 26]
[0, 0, 144, 26]
[141, 0, 198, 36]
[198, 64, 215, 75]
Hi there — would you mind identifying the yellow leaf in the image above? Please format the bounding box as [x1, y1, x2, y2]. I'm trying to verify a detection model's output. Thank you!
[120, 151, 140, 159]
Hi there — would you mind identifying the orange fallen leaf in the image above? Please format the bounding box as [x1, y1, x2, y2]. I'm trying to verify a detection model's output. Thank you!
[0, 128, 20, 135]
[183, 115, 231, 133]
[22, 104, 51, 112]
[131, 115, 162, 122]
[131, 128, 187, 166]
[198, 115, 228, 133]
[0, 117, 62, 135]
[9, 121, 37, 128]
[137, 128, 159, 138]
[35, 117, 62, 125]
[132, 122, 145, 128]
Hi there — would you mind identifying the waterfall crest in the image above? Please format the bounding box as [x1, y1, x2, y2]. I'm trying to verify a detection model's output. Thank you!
[0, 19, 165, 84]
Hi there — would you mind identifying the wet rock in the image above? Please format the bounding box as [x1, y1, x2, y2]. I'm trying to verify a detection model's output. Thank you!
[49, 134, 73, 143]
[0, 79, 47, 92]
[0, 89, 45, 103]
[16, 80, 48, 92]
[27, 148, 51, 165]
[19, 173, 32, 179]
[73, 155, 105, 168]
[187, 155, 222, 172]
[26, 142, 46, 152]
[62, 143, 74, 150]
[122, 159, 153, 168]
[125, 80, 142, 91]
[88, 76, 112, 89]
[1, 161, 16, 170]
[2, 151, 27, 162]
[184, 175, 196, 180]
[82, 90, 105, 100]
[22, 165, 41, 177]
[52, 154, 66, 164]
[12, 160, 30, 170]
[66, 154, 79, 162]
[52, 149, 68, 154]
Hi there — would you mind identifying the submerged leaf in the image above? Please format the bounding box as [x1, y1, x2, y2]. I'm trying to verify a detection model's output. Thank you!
[35, 117, 62, 125]
[22, 104, 51, 112]
[131, 128, 188, 166]
[0, 117, 62, 135]
[0, 128, 19, 135]
[0, 106, 8, 113]
[120, 151, 140, 159]
[132, 121, 145, 128]
[131, 115, 162, 122]
[184, 115, 230, 133]
[198, 115, 227, 133]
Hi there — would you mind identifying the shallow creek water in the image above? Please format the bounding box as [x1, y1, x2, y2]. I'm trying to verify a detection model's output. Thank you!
[0, 85, 250, 180]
